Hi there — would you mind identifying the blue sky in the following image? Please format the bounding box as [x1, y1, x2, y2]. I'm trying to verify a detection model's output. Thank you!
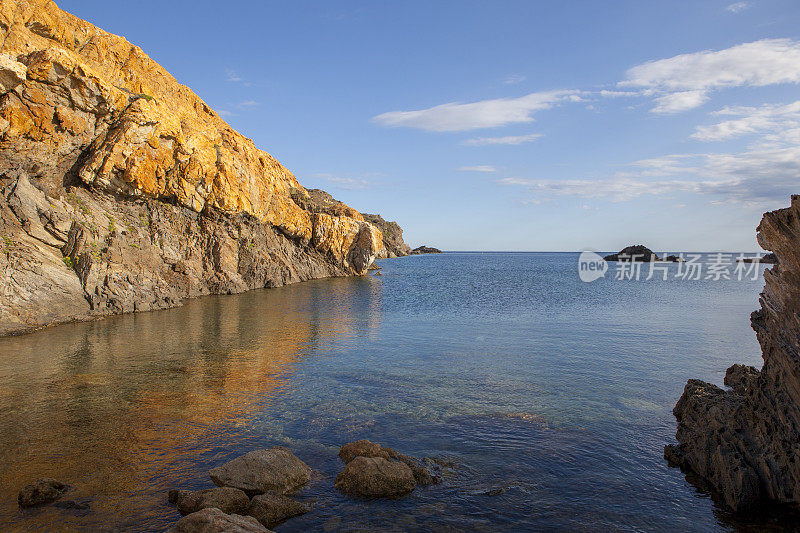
[60, 0, 800, 251]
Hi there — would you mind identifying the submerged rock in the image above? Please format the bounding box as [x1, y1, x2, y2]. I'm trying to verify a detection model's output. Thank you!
[334, 456, 417, 499]
[18, 478, 69, 508]
[209, 447, 311, 496]
[169, 487, 250, 515]
[169, 508, 270, 533]
[603, 245, 662, 262]
[246, 493, 309, 529]
[665, 195, 800, 511]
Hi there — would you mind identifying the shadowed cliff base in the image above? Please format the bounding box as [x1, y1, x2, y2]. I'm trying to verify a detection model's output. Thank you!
[666, 194, 800, 513]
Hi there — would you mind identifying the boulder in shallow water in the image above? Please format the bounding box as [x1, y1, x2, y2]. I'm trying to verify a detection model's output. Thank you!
[246, 493, 309, 528]
[338, 440, 438, 486]
[335, 456, 416, 498]
[18, 478, 69, 507]
[170, 507, 271, 532]
[169, 487, 250, 515]
[209, 447, 311, 495]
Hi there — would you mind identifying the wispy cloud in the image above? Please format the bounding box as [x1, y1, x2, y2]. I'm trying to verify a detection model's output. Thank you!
[238, 100, 259, 108]
[462, 133, 543, 146]
[499, 145, 800, 207]
[226, 68, 245, 83]
[310, 173, 375, 190]
[503, 74, 526, 85]
[622, 39, 800, 113]
[726, 2, 750, 13]
[372, 90, 582, 132]
[457, 165, 497, 172]
[692, 100, 800, 142]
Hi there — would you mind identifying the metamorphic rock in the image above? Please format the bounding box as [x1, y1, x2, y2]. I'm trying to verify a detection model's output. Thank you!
[0, 0, 385, 336]
[666, 195, 800, 512]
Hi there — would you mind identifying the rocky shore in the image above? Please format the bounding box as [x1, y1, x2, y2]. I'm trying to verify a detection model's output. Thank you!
[0, 0, 390, 336]
[665, 195, 800, 512]
[18, 441, 443, 532]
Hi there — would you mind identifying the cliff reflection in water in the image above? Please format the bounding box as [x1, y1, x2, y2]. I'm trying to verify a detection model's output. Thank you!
[0, 276, 381, 531]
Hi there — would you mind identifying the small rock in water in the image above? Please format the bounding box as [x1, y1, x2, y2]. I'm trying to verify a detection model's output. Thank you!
[169, 487, 250, 515]
[209, 447, 311, 496]
[18, 478, 69, 508]
[338, 439, 438, 486]
[247, 493, 309, 528]
[53, 500, 90, 510]
[169, 507, 270, 533]
[334, 456, 416, 498]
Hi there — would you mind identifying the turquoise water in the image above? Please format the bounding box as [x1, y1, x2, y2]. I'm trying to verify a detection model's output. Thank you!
[0, 252, 777, 531]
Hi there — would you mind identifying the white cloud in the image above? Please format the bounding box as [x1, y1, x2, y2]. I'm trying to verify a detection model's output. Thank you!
[462, 133, 543, 146]
[622, 39, 800, 113]
[457, 165, 497, 172]
[651, 90, 709, 113]
[623, 39, 800, 92]
[499, 144, 800, 207]
[310, 173, 373, 190]
[726, 2, 749, 13]
[503, 74, 526, 85]
[692, 100, 800, 142]
[372, 90, 581, 132]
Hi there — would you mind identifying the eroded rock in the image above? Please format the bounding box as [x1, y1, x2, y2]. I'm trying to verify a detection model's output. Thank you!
[209, 447, 311, 496]
[18, 478, 69, 507]
[666, 195, 800, 511]
[169, 487, 250, 515]
[338, 439, 438, 486]
[246, 493, 309, 529]
[334, 456, 416, 499]
[169, 507, 270, 533]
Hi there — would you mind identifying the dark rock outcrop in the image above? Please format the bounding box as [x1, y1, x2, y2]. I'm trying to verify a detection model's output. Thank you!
[411, 245, 442, 255]
[334, 456, 417, 499]
[334, 440, 438, 499]
[0, 0, 384, 336]
[665, 195, 800, 512]
[738, 252, 778, 264]
[169, 508, 271, 533]
[18, 478, 69, 507]
[362, 213, 413, 258]
[604, 245, 661, 262]
[246, 493, 309, 529]
[168, 487, 250, 516]
[209, 447, 311, 496]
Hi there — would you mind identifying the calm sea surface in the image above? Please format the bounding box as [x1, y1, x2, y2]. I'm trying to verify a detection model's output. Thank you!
[0, 252, 783, 531]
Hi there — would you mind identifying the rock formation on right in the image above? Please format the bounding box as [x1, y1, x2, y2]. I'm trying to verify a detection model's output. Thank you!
[665, 194, 800, 512]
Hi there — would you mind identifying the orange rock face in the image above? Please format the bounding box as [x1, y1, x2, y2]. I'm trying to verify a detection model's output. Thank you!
[0, 0, 382, 272]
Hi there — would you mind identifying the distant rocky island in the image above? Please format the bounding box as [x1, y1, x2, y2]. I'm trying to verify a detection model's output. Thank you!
[604, 245, 682, 262]
[738, 252, 778, 264]
[665, 195, 800, 512]
[411, 245, 442, 254]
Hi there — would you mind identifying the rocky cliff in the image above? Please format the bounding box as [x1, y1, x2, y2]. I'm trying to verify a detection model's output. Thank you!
[362, 213, 412, 258]
[665, 195, 800, 512]
[0, 0, 384, 336]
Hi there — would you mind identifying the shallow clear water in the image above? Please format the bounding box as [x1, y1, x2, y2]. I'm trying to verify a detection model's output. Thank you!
[0, 252, 783, 531]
